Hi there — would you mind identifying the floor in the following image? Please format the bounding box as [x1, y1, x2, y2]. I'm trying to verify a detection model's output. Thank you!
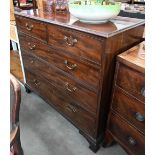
[11, 86, 127, 155]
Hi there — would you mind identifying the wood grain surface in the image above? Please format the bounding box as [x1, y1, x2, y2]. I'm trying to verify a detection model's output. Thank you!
[15, 2, 144, 152]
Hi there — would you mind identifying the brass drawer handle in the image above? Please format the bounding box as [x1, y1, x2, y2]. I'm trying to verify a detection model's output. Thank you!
[135, 112, 145, 122]
[30, 60, 34, 64]
[65, 82, 77, 92]
[65, 106, 73, 113]
[65, 104, 77, 113]
[141, 87, 145, 97]
[64, 60, 77, 70]
[128, 136, 137, 146]
[25, 23, 34, 31]
[33, 79, 40, 86]
[28, 42, 36, 50]
[64, 36, 77, 46]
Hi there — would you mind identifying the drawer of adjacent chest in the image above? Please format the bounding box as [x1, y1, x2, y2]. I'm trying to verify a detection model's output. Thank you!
[25, 69, 96, 137]
[15, 15, 47, 41]
[47, 24, 103, 64]
[22, 52, 98, 114]
[18, 33, 100, 90]
[111, 86, 145, 134]
[108, 111, 145, 155]
[116, 63, 145, 102]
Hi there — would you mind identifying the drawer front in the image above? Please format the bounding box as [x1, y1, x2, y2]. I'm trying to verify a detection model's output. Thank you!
[25, 69, 96, 137]
[47, 24, 103, 64]
[112, 86, 145, 133]
[116, 63, 145, 102]
[18, 33, 100, 90]
[22, 52, 98, 114]
[15, 15, 47, 41]
[108, 111, 145, 155]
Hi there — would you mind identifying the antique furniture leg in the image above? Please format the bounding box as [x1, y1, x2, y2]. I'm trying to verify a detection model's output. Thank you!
[79, 130, 100, 153]
[25, 84, 31, 93]
[102, 130, 115, 147]
[89, 142, 100, 153]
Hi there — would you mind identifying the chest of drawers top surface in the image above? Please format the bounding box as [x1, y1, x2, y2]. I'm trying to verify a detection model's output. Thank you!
[117, 42, 145, 73]
[14, 2, 144, 38]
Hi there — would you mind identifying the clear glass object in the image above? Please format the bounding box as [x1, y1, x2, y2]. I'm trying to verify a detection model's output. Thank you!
[55, 0, 68, 12]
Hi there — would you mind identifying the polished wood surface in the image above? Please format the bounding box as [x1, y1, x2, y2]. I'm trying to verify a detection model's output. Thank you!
[108, 111, 145, 155]
[10, 74, 23, 155]
[10, 0, 15, 21]
[15, 1, 144, 152]
[10, 51, 24, 83]
[105, 43, 145, 154]
[16, 15, 47, 41]
[10, 23, 18, 42]
[47, 24, 103, 64]
[18, 32, 100, 90]
[22, 52, 98, 114]
[117, 42, 145, 73]
[14, 0, 144, 38]
[111, 86, 144, 133]
[116, 63, 145, 102]
[25, 69, 96, 137]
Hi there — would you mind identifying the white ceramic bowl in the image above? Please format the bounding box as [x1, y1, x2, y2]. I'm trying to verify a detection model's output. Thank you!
[69, 2, 121, 24]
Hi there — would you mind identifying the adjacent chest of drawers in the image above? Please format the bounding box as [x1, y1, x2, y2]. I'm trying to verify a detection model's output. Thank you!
[105, 43, 145, 155]
[15, 13, 144, 152]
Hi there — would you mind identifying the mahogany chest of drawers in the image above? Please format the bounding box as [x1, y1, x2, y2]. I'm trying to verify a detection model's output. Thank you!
[104, 43, 145, 155]
[15, 5, 144, 152]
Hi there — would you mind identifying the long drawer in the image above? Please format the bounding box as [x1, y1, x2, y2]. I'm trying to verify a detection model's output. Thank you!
[111, 86, 145, 134]
[116, 63, 145, 102]
[25, 69, 96, 137]
[47, 24, 103, 65]
[18, 32, 100, 90]
[22, 52, 98, 114]
[16, 15, 47, 41]
[108, 111, 145, 155]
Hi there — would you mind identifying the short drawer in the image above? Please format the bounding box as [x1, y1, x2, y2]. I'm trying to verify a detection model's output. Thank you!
[25, 69, 96, 137]
[108, 111, 145, 155]
[23, 52, 98, 114]
[18, 33, 100, 90]
[111, 86, 145, 133]
[116, 63, 145, 102]
[47, 24, 103, 64]
[15, 15, 47, 41]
